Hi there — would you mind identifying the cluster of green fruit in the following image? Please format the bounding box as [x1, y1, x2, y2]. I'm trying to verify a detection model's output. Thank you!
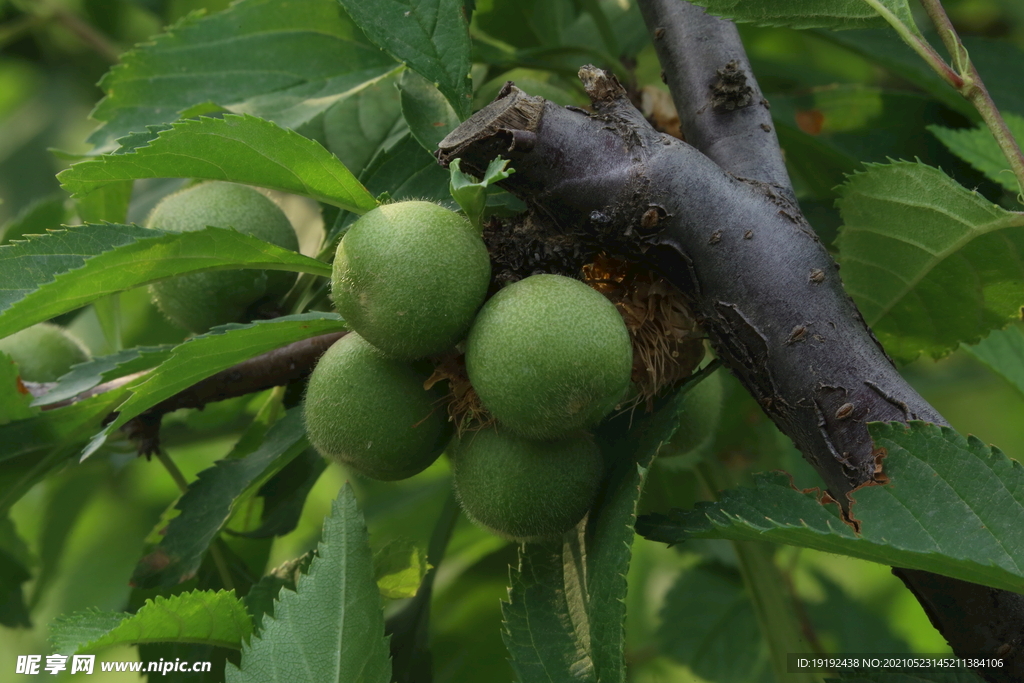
[303, 201, 634, 541]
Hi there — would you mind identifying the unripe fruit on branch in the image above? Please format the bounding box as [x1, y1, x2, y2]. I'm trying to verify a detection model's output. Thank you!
[452, 428, 604, 541]
[303, 333, 452, 481]
[0, 323, 90, 382]
[330, 201, 491, 360]
[465, 274, 633, 440]
[146, 182, 300, 333]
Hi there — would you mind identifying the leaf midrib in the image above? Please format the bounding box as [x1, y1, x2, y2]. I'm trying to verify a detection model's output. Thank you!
[847, 206, 1023, 327]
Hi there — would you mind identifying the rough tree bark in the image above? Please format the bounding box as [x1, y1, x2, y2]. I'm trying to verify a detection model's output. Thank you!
[436, 1, 1024, 678]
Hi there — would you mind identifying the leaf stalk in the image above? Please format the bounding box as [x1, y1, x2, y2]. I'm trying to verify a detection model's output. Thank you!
[875, 0, 1024, 202]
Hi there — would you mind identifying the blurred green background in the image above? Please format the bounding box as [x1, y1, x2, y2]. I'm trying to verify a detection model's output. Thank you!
[2, 0, 1023, 680]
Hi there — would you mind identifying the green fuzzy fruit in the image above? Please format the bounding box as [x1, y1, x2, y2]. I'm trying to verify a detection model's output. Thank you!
[465, 274, 633, 440]
[331, 201, 491, 359]
[303, 333, 452, 481]
[453, 428, 604, 541]
[146, 182, 300, 333]
[0, 323, 90, 382]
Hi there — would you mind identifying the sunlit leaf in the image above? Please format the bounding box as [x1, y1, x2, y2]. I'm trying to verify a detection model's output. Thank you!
[61, 115, 377, 213]
[373, 539, 430, 599]
[50, 590, 252, 654]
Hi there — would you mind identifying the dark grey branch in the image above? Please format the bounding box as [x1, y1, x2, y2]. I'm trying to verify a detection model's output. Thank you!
[436, 69, 1023, 680]
[635, 3, 1024, 675]
[638, 0, 793, 200]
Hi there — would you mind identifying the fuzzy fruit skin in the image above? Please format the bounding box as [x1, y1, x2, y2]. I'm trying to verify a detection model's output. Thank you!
[146, 182, 300, 333]
[303, 333, 452, 481]
[465, 274, 633, 440]
[0, 323, 90, 382]
[453, 428, 604, 541]
[331, 201, 491, 360]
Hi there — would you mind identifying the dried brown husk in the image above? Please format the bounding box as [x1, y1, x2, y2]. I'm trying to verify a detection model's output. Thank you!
[582, 254, 705, 409]
[424, 351, 494, 436]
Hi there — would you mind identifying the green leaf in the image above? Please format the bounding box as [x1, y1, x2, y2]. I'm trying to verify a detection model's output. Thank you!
[657, 564, 772, 683]
[0, 224, 332, 340]
[0, 194, 70, 245]
[87, 0, 396, 151]
[962, 324, 1024, 399]
[0, 352, 37, 424]
[50, 589, 252, 654]
[449, 157, 514, 229]
[76, 180, 132, 224]
[132, 409, 308, 589]
[86, 314, 346, 458]
[323, 72, 408, 178]
[835, 161, 1024, 362]
[502, 368, 718, 683]
[34, 345, 174, 407]
[50, 610, 125, 653]
[399, 70, 461, 154]
[60, 115, 377, 213]
[929, 113, 1024, 193]
[362, 135, 453, 205]
[240, 449, 327, 539]
[686, 0, 915, 31]
[226, 485, 392, 683]
[373, 539, 429, 600]
[638, 422, 1024, 595]
[338, 0, 473, 120]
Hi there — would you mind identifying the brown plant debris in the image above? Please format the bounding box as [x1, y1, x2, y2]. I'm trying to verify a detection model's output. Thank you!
[481, 212, 595, 288]
[425, 351, 494, 435]
[583, 254, 705, 408]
